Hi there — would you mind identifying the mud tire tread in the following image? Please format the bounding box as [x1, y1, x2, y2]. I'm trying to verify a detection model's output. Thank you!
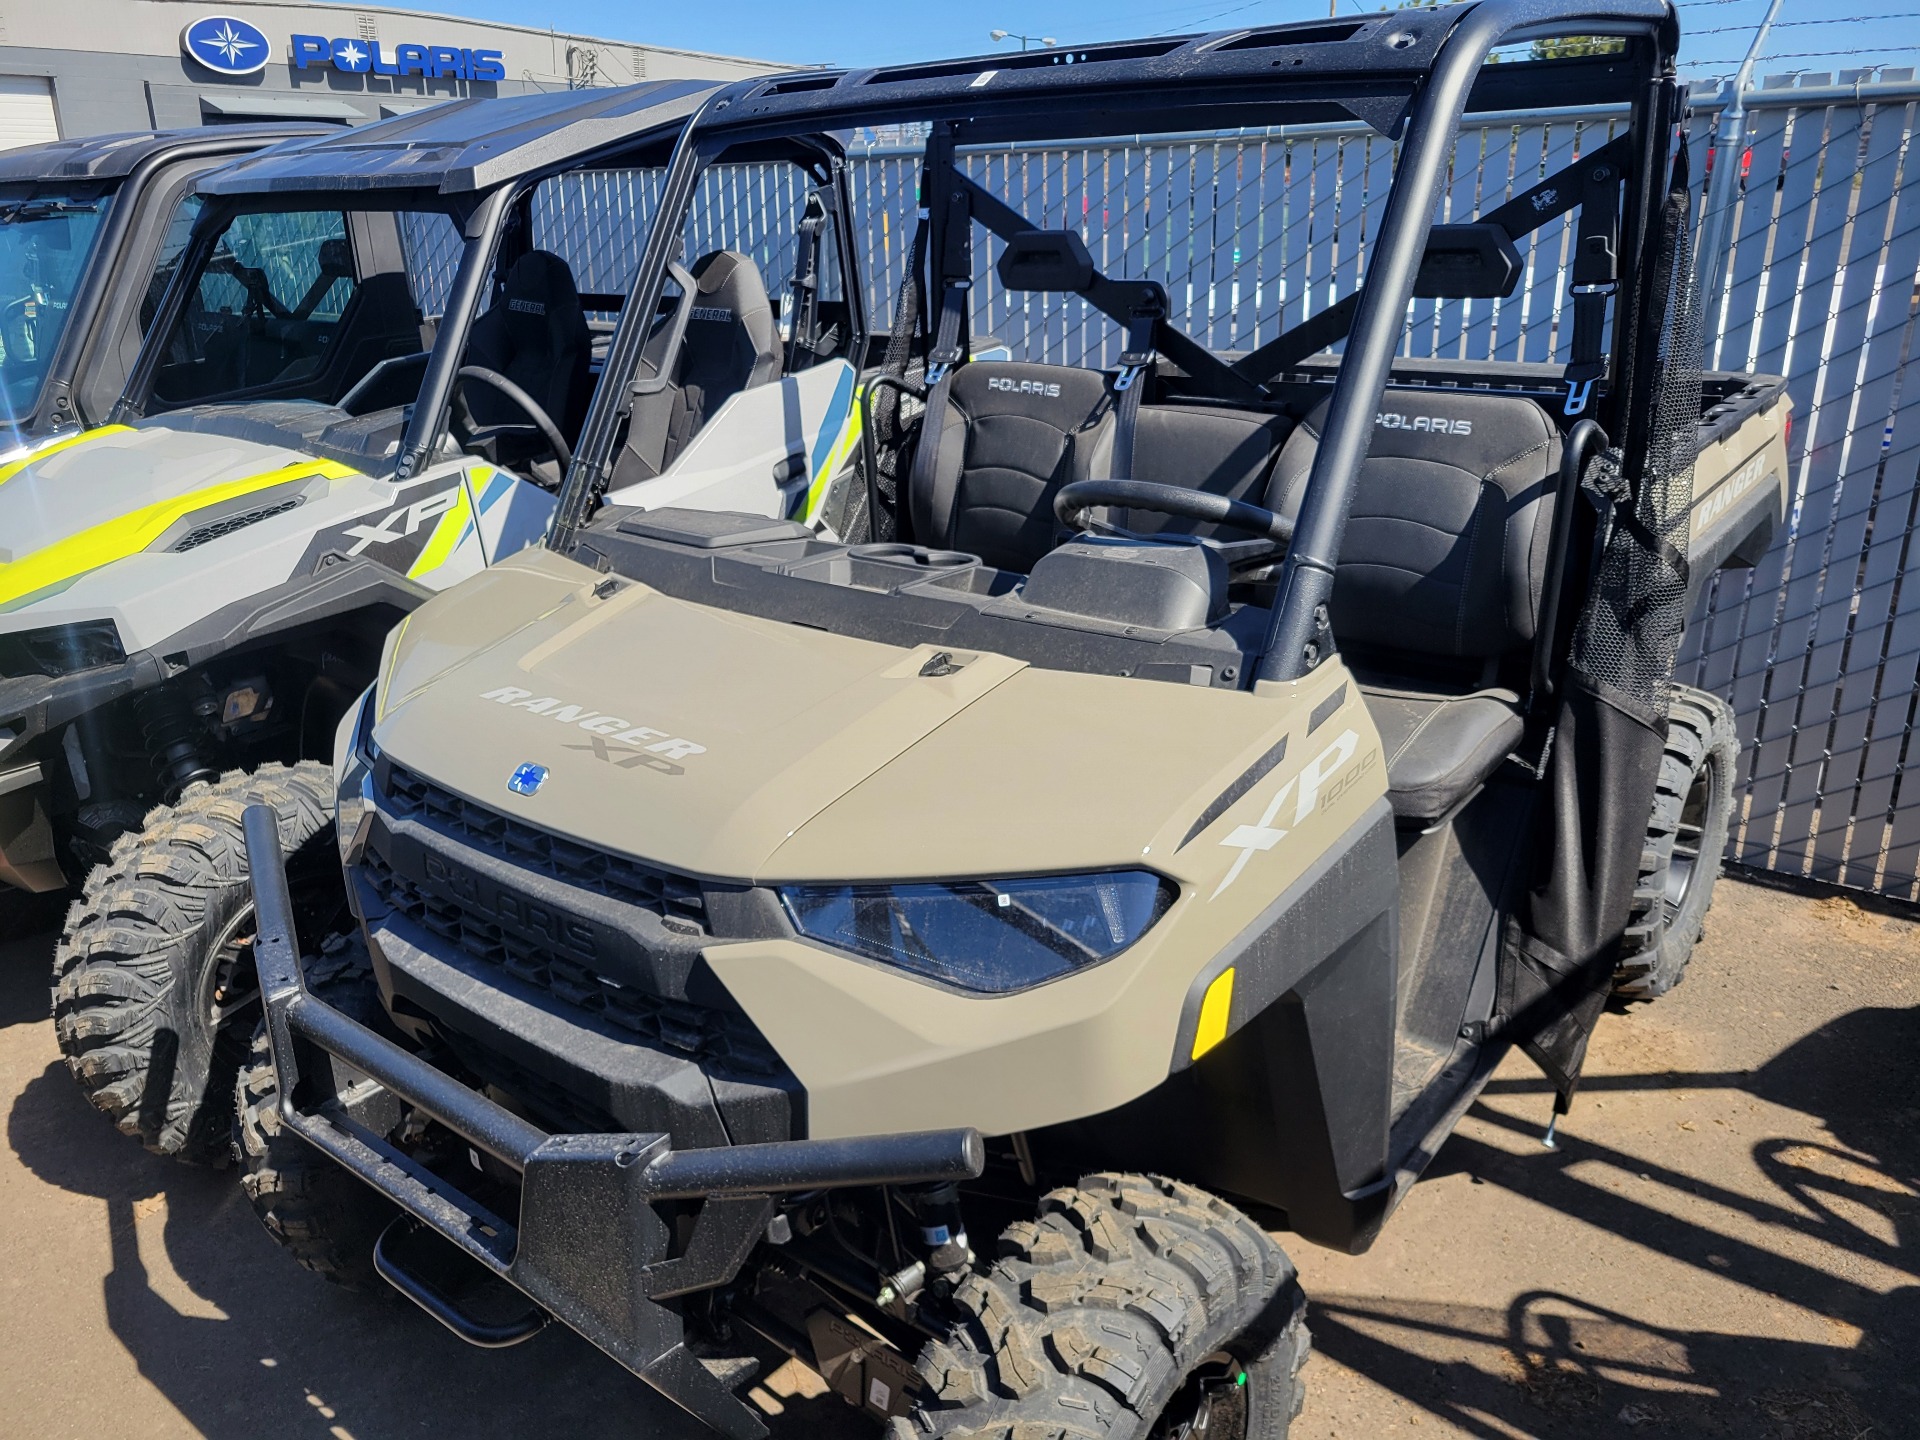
[901, 1173, 1308, 1439]
[235, 932, 398, 1290]
[1614, 687, 1738, 1002]
[49, 762, 336, 1162]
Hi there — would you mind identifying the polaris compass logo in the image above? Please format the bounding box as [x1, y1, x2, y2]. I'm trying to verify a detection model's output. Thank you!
[182, 15, 271, 76]
[507, 763, 548, 797]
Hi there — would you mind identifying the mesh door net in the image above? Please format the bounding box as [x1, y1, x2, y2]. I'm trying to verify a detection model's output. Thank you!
[1500, 130, 1704, 1112]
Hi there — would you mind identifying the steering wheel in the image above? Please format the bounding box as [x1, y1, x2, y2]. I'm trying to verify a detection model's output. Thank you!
[451, 365, 572, 473]
[1054, 479, 1294, 551]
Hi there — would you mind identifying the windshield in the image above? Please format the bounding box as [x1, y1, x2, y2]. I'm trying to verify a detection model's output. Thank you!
[0, 194, 112, 426]
[146, 203, 458, 415]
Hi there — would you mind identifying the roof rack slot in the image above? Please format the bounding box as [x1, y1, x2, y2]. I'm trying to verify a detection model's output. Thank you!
[1215, 22, 1367, 50]
[863, 38, 1184, 86]
[758, 74, 839, 96]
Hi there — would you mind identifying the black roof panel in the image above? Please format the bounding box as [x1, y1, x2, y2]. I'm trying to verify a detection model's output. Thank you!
[693, 0, 1670, 144]
[200, 80, 721, 197]
[0, 125, 325, 185]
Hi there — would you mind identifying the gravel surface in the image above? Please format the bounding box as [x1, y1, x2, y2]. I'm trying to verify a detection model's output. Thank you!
[2, 878, 1913, 1439]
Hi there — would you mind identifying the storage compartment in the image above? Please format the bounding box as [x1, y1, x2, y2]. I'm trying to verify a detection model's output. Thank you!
[615, 508, 813, 550]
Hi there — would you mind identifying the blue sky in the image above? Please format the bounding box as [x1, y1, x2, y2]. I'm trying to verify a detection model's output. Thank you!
[410, 0, 1920, 81]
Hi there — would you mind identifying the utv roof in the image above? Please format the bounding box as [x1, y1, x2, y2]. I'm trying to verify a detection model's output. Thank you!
[200, 80, 723, 197]
[695, 0, 1674, 143]
[0, 124, 325, 185]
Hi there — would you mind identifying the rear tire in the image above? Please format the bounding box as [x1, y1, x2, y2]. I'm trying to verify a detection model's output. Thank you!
[235, 932, 398, 1291]
[901, 1173, 1308, 1439]
[50, 763, 341, 1162]
[1613, 686, 1738, 1001]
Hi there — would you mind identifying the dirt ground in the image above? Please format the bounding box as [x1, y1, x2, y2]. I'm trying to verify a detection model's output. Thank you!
[1, 877, 1914, 1440]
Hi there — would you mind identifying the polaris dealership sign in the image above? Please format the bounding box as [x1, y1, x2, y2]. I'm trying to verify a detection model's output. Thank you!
[292, 34, 507, 81]
[180, 15, 272, 76]
[180, 14, 506, 82]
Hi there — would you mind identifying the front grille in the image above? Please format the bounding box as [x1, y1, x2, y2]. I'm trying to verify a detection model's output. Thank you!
[362, 846, 780, 1078]
[381, 763, 705, 929]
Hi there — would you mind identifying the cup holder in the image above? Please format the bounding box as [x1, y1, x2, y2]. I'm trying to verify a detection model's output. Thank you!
[848, 544, 975, 569]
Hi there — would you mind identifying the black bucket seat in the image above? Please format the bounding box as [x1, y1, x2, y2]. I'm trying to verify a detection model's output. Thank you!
[1273, 390, 1564, 822]
[463, 249, 593, 442]
[619, 249, 783, 481]
[908, 361, 1114, 573]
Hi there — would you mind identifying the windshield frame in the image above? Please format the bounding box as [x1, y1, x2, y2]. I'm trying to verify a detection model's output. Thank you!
[0, 187, 117, 433]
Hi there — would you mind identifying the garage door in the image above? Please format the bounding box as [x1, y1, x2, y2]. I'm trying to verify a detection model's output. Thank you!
[0, 77, 59, 153]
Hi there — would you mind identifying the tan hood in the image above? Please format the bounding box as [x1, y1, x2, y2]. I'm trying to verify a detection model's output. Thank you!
[768, 663, 1303, 883]
[377, 549, 1318, 889]
[373, 550, 1028, 878]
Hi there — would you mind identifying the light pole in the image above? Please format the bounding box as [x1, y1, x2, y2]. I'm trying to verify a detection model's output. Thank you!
[989, 29, 1057, 51]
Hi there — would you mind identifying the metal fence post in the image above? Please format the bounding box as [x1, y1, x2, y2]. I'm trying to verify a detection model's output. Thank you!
[1694, 0, 1785, 312]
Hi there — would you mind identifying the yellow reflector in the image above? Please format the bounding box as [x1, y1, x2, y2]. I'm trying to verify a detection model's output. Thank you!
[1192, 967, 1235, 1061]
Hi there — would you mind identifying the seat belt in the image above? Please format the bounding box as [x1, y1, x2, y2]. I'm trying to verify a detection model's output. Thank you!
[1109, 294, 1161, 481]
[904, 179, 975, 543]
[1561, 160, 1621, 419]
[923, 186, 971, 387]
[862, 173, 933, 542]
[784, 189, 829, 373]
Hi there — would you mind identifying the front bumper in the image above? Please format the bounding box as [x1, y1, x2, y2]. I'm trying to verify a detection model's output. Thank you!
[244, 805, 983, 1440]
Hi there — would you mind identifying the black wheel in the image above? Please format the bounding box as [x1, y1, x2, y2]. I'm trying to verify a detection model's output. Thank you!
[50, 762, 343, 1163]
[901, 1173, 1309, 1439]
[235, 932, 398, 1290]
[1614, 686, 1739, 1001]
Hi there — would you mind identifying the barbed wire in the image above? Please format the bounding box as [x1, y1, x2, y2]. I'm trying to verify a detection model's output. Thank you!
[1682, 47, 1920, 64]
[1690, 11, 1920, 32]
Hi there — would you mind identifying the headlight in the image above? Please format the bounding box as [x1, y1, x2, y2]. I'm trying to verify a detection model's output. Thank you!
[0, 620, 126, 680]
[779, 871, 1174, 994]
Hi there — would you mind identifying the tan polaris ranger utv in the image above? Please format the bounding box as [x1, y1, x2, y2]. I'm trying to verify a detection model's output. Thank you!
[241, 3, 1788, 1435]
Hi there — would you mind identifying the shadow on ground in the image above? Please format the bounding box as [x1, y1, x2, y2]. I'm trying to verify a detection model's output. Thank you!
[1310, 1007, 1918, 1438]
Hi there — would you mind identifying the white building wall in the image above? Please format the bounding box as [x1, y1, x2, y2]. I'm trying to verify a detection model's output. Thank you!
[0, 0, 790, 139]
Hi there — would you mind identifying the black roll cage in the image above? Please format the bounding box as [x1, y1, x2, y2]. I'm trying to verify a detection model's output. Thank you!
[549, 0, 1683, 690]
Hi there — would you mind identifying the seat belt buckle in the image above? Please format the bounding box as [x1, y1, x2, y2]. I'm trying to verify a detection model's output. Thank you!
[1561, 368, 1602, 418]
[924, 280, 972, 387]
[1113, 360, 1147, 393]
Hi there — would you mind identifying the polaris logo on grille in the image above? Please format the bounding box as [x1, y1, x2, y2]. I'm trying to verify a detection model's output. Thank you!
[480, 687, 707, 762]
[1376, 412, 1473, 435]
[422, 853, 598, 959]
[987, 377, 1061, 397]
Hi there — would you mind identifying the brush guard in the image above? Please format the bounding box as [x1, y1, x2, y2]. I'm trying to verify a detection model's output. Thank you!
[243, 805, 984, 1439]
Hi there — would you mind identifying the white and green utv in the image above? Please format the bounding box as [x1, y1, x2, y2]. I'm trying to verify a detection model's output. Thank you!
[24, 77, 871, 1162]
